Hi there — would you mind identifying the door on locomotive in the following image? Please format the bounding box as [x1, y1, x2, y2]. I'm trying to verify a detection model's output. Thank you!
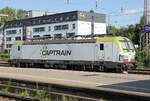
[99, 43, 104, 61]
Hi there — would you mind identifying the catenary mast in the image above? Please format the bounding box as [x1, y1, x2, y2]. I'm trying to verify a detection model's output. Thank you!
[144, 0, 150, 58]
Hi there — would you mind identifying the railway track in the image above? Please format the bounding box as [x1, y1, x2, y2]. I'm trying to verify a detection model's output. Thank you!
[0, 62, 9, 67]
[0, 78, 100, 101]
[0, 62, 150, 75]
[0, 78, 147, 101]
[128, 69, 150, 75]
[0, 93, 35, 101]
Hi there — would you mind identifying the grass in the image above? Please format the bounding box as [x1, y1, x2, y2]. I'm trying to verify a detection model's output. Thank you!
[137, 66, 145, 69]
[0, 81, 115, 101]
[0, 53, 10, 62]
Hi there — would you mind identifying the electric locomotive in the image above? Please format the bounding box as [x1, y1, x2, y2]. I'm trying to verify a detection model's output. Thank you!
[9, 36, 136, 72]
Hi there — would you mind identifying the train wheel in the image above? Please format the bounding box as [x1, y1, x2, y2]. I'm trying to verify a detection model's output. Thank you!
[117, 68, 128, 73]
[98, 66, 105, 72]
[15, 63, 20, 68]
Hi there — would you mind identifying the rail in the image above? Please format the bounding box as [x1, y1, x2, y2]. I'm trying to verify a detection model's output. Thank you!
[0, 78, 100, 101]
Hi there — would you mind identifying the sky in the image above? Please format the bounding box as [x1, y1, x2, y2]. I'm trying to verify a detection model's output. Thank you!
[0, 0, 145, 28]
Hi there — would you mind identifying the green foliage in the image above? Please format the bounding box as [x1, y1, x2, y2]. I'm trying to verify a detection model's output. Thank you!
[34, 90, 46, 100]
[34, 90, 51, 101]
[144, 54, 150, 68]
[89, 10, 94, 13]
[1, 87, 9, 93]
[107, 16, 145, 45]
[135, 49, 144, 66]
[62, 96, 67, 101]
[0, 7, 24, 25]
[0, 53, 10, 61]
[1, 81, 11, 93]
[107, 26, 118, 35]
[19, 90, 30, 98]
[17, 9, 25, 19]
[34, 83, 51, 101]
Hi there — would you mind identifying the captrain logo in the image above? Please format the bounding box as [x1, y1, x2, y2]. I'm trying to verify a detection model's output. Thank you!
[40, 46, 72, 58]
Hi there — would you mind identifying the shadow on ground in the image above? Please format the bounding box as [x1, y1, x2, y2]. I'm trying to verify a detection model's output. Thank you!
[97, 79, 150, 93]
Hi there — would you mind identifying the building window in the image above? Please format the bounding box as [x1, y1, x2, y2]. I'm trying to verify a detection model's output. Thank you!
[15, 23, 18, 27]
[33, 27, 45, 33]
[43, 34, 51, 39]
[33, 20, 36, 25]
[5, 24, 9, 28]
[6, 37, 11, 41]
[54, 34, 62, 39]
[66, 16, 70, 20]
[38, 20, 41, 24]
[54, 24, 69, 31]
[42, 19, 46, 23]
[15, 37, 21, 41]
[72, 15, 77, 20]
[54, 26, 57, 31]
[33, 35, 40, 38]
[60, 17, 63, 21]
[66, 33, 75, 38]
[48, 26, 51, 31]
[72, 24, 75, 29]
[10, 24, 13, 27]
[54, 18, 57, 22]
[54, 25, 62, 31]
[6, 44, 12, 48]
[47, 18, 51, 23]
[62, 24, 69, 30]
[19, 29, 21, 34]
[6, 30, 17, 35]
[19, 22, 22, 26]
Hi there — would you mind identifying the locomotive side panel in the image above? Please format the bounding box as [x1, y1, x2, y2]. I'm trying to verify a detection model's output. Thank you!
[21, 43, 97, 61]
[10, 45, 22, 60]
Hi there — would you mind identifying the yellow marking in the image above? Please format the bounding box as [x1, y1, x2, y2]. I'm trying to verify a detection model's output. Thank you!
[13, 41, 24, 45]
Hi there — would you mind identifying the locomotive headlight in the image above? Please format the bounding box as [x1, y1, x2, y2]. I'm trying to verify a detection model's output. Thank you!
[119, 54, 128, 62]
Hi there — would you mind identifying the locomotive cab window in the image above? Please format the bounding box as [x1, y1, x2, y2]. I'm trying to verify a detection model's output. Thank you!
[100, 44, 104, 50]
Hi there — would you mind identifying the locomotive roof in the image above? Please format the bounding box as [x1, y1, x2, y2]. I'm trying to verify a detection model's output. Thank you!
[23, 39, 96, 45]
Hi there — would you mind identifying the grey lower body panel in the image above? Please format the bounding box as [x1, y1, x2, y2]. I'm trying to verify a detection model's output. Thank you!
[8, 59, 136, 69]
[9, 59, 100, 65]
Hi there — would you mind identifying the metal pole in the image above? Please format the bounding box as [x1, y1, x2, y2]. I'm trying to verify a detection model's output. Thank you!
[91, 16, 94, 38]
[107, 14, 111, 33]
[96, 0, 98, 9]
[67, 0, 69, 4]
[144, 0, 150, 59]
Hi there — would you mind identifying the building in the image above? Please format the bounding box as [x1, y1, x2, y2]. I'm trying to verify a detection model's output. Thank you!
[4, 11, 106, 53]
[22, 10, 55, 19]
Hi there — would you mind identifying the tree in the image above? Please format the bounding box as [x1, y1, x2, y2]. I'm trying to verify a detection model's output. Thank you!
[17, 9, 25, 19]
[89, 10, 94, 13]
[0, 7, 24, 25]
[107, 25, 118, 35]
[0, 6, 16, 25]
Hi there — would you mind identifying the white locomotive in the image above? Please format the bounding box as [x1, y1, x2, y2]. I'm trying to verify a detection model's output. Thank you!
[9, 36, 136, 72]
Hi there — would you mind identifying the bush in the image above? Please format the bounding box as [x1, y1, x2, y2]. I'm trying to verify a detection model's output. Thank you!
[0, 53, 10, 61]
[144, 54, 150, 68]
[135, 49, 144, 66]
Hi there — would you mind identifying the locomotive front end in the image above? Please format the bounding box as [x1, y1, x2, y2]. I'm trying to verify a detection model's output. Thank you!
[118, 38, 137, 70]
